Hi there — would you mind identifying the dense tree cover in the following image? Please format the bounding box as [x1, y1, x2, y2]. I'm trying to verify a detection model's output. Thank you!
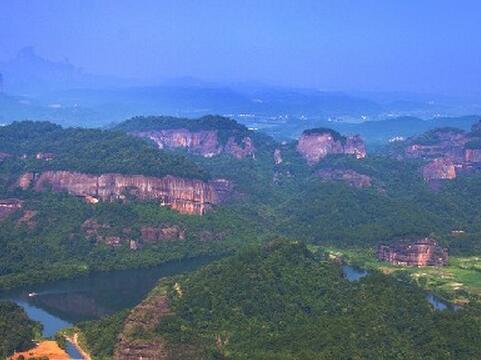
[0, 121, 207, 180]
[0, 191, 267, 289]
[2, 117, 481, 291]
[302, 127, 346, 142]
[0, 302, 41, 358]
[150, 241, 481, 359]
[76, 310, 128, 360]
[114, 115, 252, 144]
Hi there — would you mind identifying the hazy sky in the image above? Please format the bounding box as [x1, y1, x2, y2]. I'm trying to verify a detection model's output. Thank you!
[1, 0, 481, 95]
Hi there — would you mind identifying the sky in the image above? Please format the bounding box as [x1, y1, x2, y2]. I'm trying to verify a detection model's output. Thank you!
[1, 0, 481, 95]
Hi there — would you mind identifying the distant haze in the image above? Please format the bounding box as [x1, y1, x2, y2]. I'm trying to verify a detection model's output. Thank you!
[1, 0, 481, 96]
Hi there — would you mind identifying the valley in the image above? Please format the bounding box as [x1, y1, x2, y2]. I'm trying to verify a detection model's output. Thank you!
[2, 115, 481, 359]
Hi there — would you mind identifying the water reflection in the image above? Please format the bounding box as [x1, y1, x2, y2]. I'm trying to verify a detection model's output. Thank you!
[0, 256, 215, 337]
[426, 293, 461, 311]
[342, 265, 368, 282]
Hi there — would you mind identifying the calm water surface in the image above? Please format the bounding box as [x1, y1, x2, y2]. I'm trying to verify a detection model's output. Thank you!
[0, 256, 215, 339]
[342, 265, 368, 281]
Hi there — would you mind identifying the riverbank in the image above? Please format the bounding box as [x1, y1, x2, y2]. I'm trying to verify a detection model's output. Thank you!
[319, 245, 481, 305]
[65, 333, 92, 360]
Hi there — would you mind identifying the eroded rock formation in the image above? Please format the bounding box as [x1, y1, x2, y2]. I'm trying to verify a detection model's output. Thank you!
[17, 171, 232, 215]
[114, 290, 172, 360]
[140, 225, 185, 243]
[114, 284, 202, 360]
[273, 148, 283, 165]
[377, 238, 448, 267]
[0, 198, 22, 220]
[315, 168, 372, 188]
[296, 129, 366, 165]
[81, 219, 186, 249]
[131, 129, 255, 159]
[400, 124, 481, 181]
[422, 158, 457, 181]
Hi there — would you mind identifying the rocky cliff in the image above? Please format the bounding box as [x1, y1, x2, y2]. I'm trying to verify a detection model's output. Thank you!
[422, 158, 457, 182]
[117, 115, 256, 159]
[315, 168, 372, 188]
[400, 124, 481, 181]
[377, 238, 448, 267]
[17, 171, 232, 215]
[132, 129, 255, 159]
[296, 128, 366, 165]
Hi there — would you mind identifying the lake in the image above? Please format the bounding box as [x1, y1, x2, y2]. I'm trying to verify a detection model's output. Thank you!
[0, 256, 214, 339]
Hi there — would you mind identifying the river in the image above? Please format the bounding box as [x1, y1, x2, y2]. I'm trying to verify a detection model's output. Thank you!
[0, 256, 215, 358]
[341, 265, 460, 311]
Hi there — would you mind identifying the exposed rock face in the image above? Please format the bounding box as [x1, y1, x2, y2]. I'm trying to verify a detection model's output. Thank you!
[140, 225, 185, 243]
[402, 125, 481, 181]
[464, 148, 481, 163]
[315, 168, 372, 188]
[114, 284, 203, 360]
[17, 171, 232, 215]
[114, 292, 171, 360]
[404, 128, 467, 162]
[16, 210, 37, 229]
[296, 129, 366, 165]
[273, 148, 283, 165]
[377, 238, 448, 267]
[422, 158, 457, 181]
[0, 198, 22, 220]
[132, 129, 255, 159]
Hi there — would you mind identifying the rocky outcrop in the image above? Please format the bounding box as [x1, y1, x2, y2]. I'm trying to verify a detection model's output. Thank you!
[273, 148, 283, 165]
[402, 125, 481, 181]
[464, 148, 481, 163]
[404, 128, 467, 162]
[296, 129, 366, 165]
[17, 171, 232, 215]
[132, 129, 255, 159]
[315, 168, 372, 188]
[114, 290, 172, 360]
[140, 225, 185, 243]
[422, 158, 457, 181]
[113, 284, 203, 360]
[0, 198, 22, 220]
[377, 238, 448, 267]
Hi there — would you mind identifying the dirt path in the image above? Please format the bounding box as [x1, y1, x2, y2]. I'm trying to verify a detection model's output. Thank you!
[65, 333, 92, 360]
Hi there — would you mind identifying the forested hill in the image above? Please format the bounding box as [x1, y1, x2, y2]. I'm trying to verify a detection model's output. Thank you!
[0, 121, 207, 179]
[0, 302, 41, 358]
[114, 115, 248, 133]
[94, 240, 481, 359]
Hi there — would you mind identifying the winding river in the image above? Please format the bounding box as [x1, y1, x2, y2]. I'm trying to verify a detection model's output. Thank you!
[0, 256, 215, 358]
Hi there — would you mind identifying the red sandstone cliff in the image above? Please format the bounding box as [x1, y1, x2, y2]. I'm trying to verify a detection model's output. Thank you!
[296, 130, 366, 165]
[17, 171, 232, 215]
[422, 158, 457, 182]
[377, 238, 448, 267]
[403, 125, 481, 181]
[131, 129, 255, 159]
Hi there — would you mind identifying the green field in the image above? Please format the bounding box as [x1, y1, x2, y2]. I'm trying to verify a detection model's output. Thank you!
[317, 246, 481, 305]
